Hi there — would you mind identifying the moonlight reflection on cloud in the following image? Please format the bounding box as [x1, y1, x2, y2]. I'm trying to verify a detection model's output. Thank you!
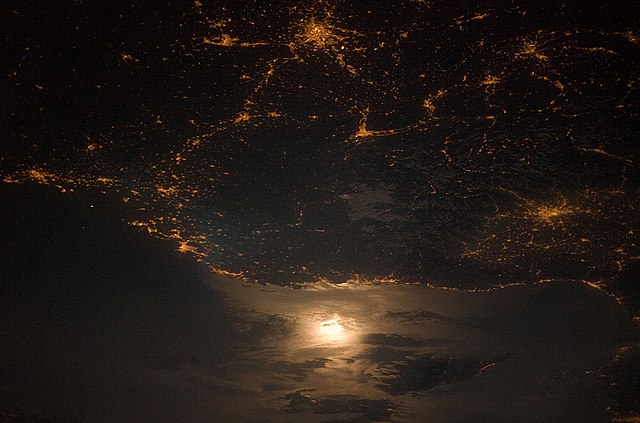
[314, 315, 355, 345]
[211, 279, 638, 421]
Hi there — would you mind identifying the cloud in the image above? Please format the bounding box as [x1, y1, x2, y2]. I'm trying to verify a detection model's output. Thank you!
[361, 333, 430, 347]
[282, 391, 396, 423]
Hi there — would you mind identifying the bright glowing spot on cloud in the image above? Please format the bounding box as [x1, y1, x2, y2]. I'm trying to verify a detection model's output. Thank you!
[307, 314, 360, 346]
[317, 318, 347, 342]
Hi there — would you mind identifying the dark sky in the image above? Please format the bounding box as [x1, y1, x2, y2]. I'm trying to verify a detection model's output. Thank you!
[1, 0, 640, 421]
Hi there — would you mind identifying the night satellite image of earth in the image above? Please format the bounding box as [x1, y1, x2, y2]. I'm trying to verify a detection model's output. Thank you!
[1, 0, 639, 421]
